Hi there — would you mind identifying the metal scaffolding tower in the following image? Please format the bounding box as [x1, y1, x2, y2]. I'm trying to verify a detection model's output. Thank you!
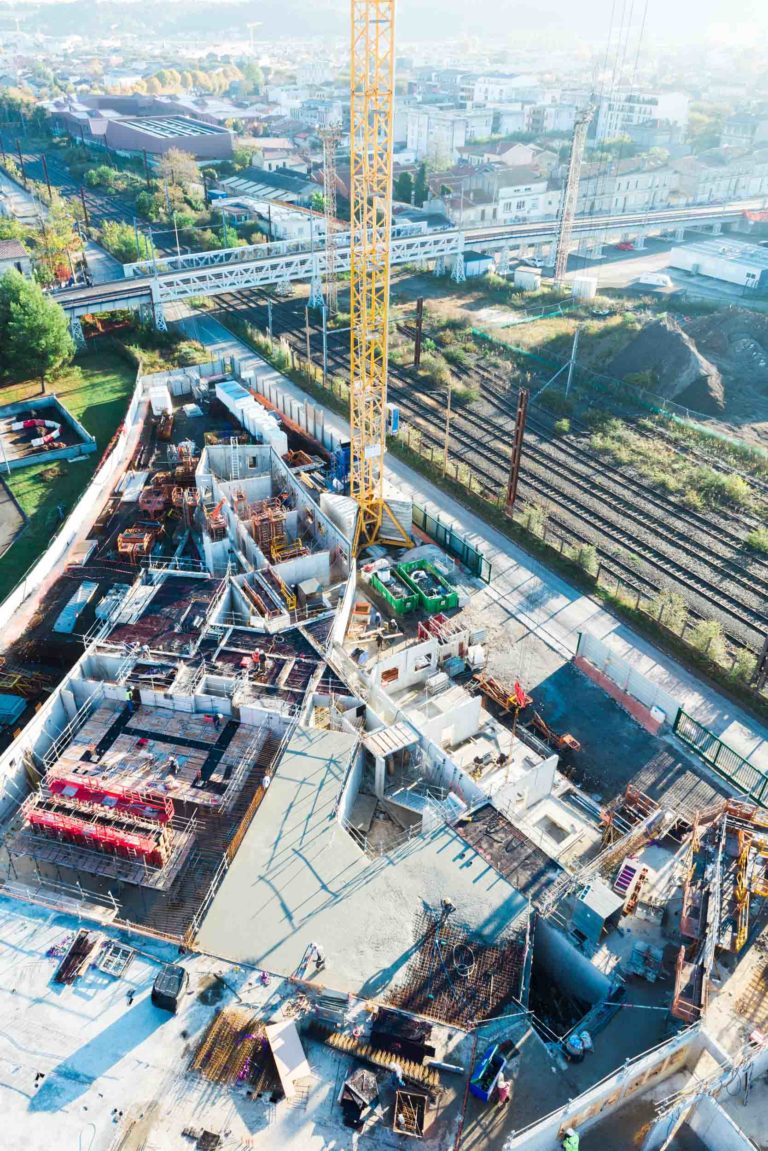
[349, 0, 409, 551]
[319, 123, 342, 315]
[552, 106, 594, 285]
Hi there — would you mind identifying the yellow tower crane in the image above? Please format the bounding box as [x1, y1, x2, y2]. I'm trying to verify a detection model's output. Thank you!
[349, 0, 411, 552]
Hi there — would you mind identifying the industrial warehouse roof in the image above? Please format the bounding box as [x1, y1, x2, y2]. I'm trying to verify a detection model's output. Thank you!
[672, 236, 768, 270]
[115, 115, 230, 139]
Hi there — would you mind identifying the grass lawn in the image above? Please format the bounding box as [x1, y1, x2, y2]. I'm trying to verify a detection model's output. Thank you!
[0, 350, 137, 602]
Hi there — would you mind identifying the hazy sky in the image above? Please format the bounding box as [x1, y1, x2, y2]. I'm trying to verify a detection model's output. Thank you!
[3, 0, 768, 44]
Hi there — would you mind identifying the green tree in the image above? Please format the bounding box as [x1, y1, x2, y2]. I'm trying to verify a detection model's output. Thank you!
[394, 170, 413, 203]
[0, 217, 26, 243]
[0, 270, 74, 391]
[651, 589, 689, 633]
[310, 190, 325, 212]
[33, 193, 80, 285]
[413, 162, 428, 207]
[100, 220, 154, 263]
[689, 618, 726, 663]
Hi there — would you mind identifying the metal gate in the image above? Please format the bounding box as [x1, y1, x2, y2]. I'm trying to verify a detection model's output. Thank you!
[412, 505, 492, 583]
[674, 709, 768, 805]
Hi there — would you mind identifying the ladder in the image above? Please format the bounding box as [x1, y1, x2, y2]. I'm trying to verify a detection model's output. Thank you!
[230, 436, 241, 483]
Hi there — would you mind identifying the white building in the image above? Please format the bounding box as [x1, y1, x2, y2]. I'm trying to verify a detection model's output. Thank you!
[594, 90, 689, 142]
[577, 162, 677, 215]
[471, 74, 543, 105]
[406, 106, 494, 163]
[0, 239, 32, 278]
[497, 170, 560, 221]
[672, 149, 768, 204]
[669, 237, 768, 290]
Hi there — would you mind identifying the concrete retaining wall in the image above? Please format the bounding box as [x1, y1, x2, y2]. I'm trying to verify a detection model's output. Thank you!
[503, 1026, 698, 1151]
[575, 632, 680, 728]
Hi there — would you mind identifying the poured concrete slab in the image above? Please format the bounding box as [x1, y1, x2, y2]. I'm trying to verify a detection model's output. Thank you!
[196, 726, 528, 997]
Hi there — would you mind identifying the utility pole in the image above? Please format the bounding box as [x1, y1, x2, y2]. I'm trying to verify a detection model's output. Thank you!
[40, 153, 52, 200]
[319, 122, 342, 314]
[414, 296, 424, 368]
[143, 150, 151, 189]
[565, 325, 581, 398]
[15, 139, 25, 184]
[267, 298, 273, 345]
[442, 376, 453, 475]
[754, 636, 768, 693]
[552, 105, 594, 285]
[79, 186, 90, 231]
[505, 388, 529, 513]
[304, 305, 312, 368]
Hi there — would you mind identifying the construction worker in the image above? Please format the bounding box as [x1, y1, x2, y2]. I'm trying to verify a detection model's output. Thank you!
[125, 686, 134, 716]
[496, 1073, 510, 1108]
[561, 1127, 579, 1151]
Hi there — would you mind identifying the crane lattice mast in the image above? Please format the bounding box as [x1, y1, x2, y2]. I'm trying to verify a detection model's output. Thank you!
[349, 0, 409, 550]
[319, 123, 342, 315]
[552, 106, 594, 285]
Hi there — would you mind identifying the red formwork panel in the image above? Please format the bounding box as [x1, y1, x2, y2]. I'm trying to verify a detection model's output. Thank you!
[26, 808, 167, 868]
[48, 777, 174, 823]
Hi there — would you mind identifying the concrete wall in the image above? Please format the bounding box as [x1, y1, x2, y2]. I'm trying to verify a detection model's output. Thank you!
[421, 693, 482, 749]
[372, 639, 439, 692]
[576, 632, 680, 725]
[492, 753, 558, 812]
[687, 1097, 754, 1151]
[272, 550, 331, 589]
[533, 918, 612, 1006]
[503, 1026, 698, 1151]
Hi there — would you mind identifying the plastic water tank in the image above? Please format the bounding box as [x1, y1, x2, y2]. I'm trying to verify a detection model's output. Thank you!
[571, 275, 598, 301]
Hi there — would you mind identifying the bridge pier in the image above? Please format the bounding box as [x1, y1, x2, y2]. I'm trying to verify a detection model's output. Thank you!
[497, 247, 510, 276]
[308, 257, 324, 310]
[675, 226, 685, 243]
[69, 317, 86, 351]
[712, 221, 722, 235]
[433, 255, 445, 277]
[153, 300, 168, 332]
[634, 231, 646, 250]
[451, 234, 466, 284]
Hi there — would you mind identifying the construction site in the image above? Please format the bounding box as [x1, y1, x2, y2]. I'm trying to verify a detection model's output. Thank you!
[0, 5, 767, 1151]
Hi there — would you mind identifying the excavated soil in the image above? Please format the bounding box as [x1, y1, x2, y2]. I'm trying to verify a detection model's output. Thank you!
[682, 306, 768, 444]
[608, 315, 725, 413]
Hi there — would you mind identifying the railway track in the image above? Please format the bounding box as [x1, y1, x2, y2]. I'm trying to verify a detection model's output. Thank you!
[210, 292, 768, 650]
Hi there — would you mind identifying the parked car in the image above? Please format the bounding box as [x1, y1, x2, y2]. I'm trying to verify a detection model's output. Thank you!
[615, 241, 635, 251]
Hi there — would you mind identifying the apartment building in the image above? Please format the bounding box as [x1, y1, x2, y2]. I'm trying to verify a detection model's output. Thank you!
[577, 161, 677, 215]
[406, 106, 494, 163]
[594, 90, 689, 142]
[673, 148, 768, 203]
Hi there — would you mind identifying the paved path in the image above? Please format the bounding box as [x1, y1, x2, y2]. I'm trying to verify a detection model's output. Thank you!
[180, 313, 768, 774]
[0, 170, 121, 285]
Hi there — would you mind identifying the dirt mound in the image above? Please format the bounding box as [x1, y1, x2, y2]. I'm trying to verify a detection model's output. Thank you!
[685, 306, 768, 391]
[608, 315, 725, 413]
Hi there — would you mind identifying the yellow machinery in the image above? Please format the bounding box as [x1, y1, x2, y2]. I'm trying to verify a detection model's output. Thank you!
[349, 0, 410, 552]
